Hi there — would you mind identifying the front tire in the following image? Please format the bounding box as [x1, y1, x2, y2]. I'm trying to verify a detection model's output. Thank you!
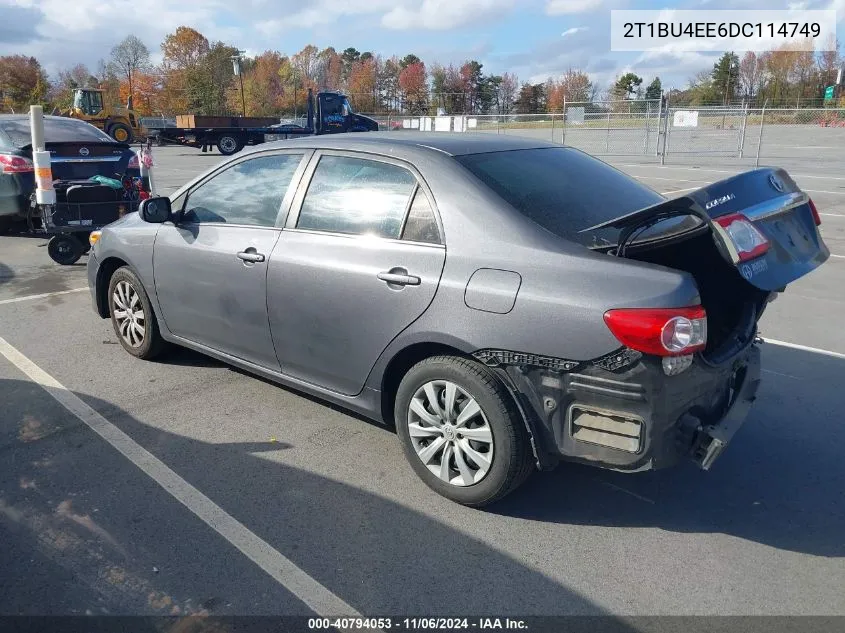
[109, 123, 133, 143]
[107, 266, 166, 360]
[394, 356, 534, 507]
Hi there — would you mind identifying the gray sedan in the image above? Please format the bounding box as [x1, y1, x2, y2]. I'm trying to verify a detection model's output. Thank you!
[87, 132, 829, 506]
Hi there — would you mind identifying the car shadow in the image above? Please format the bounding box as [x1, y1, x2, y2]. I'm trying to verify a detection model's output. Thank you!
[0, 262, 13, 286]
[489, 344, 845, 558]
[0, 377, 634, 621]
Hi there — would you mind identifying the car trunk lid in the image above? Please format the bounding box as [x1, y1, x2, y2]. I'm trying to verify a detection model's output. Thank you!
[23, 141, 132, 181]
[582, 167, 830, 292]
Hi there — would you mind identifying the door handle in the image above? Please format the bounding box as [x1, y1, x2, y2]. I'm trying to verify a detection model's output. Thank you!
[378, 269, 421, 286]
[237, 248, 265, 263]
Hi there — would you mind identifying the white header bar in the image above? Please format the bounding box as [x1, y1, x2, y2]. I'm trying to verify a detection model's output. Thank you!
[611, 10, 837, 52]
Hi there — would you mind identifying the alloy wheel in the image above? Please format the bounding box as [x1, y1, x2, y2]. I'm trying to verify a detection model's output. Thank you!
[407, 380, 494, 486]
[112, 280, 146, 348]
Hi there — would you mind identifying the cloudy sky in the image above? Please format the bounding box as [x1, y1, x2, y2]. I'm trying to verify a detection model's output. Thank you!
[2, 0, 845, 92]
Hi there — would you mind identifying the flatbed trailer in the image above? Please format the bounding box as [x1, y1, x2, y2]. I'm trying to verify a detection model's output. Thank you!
[148, 125, 309, 155]
[145, 90, 378, 156]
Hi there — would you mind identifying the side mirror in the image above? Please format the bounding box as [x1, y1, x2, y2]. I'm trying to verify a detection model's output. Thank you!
[139, 197, 172, 223]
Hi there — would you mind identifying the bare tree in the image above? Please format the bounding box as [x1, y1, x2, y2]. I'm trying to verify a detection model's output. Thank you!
[738, 52, 763, 99]
[109, 35, 150, 103]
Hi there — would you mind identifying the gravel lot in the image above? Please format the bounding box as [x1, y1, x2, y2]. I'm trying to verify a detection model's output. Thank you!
[1, 143, 843, 624]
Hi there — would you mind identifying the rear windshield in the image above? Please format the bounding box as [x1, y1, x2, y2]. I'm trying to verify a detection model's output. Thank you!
[453, 147, 665, 247]
[0, 118, 115, 148]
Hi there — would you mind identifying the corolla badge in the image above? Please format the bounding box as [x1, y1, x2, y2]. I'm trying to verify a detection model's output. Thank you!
[79, 147, 89, 156]
[705, 193, 735, 210]
[769, 173, 785, 192]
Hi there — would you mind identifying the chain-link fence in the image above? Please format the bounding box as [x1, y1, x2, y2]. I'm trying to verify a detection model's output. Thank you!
[370, 101, 845, 168]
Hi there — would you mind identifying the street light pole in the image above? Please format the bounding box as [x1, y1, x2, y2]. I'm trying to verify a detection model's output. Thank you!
[231, 51, 247, 117]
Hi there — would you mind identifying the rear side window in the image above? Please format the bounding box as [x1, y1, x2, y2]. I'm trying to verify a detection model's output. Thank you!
[296, 155, 417, 239]
[401, 189, 441, 244]
[0, 118, 114, 147]
[454, 147, 664, 247]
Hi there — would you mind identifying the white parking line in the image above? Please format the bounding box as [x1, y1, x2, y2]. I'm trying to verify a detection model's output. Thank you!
[763, 338, 845, 360]
[661, 187, 699, 195]
[830, 254, 845, 259]
[617, 163, 845, 182]
[0, 287, 88, 306]
[803, 189, 845, 196]
[0, 335, 362, 620]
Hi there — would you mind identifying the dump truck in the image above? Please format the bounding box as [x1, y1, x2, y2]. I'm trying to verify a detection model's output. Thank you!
[144, 90, 379, 155]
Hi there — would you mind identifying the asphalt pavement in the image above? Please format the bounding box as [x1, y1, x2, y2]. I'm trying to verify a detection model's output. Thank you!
[1, 144, 843, 622]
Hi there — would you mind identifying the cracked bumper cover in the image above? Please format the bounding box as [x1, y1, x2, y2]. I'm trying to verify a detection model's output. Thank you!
[477, 344, 762, 473]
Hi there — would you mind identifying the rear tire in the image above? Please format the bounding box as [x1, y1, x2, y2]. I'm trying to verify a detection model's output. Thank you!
[217, 135, 242, 155]
[394, 355, 534, 507]
[107, 266, 166, 360]
[47, 234, 84, 265]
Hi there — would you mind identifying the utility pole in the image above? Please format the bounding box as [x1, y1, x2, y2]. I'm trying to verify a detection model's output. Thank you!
[231, 51, 247, 117]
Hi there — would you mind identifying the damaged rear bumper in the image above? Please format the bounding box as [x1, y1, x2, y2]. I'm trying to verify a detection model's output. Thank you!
[479, 344, 761, 473]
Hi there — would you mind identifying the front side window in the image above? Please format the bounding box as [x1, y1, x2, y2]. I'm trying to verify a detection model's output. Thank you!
[182, 153, 304, 227]
[296, 155, 417, 239]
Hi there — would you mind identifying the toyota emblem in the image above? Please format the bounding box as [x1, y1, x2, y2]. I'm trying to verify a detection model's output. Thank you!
[769, 173, 784, 193]
[79, 147, 89, 156]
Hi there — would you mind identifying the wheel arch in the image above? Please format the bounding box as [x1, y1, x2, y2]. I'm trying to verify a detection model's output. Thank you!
[94, 256, 131, 318]
[376, 339, 548, 471]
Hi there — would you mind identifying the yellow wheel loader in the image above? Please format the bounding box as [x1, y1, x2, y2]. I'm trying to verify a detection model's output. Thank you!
[57, 89, 145, 143]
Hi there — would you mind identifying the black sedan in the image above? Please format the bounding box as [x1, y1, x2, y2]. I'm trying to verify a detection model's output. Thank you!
[0, 115, 141, 234]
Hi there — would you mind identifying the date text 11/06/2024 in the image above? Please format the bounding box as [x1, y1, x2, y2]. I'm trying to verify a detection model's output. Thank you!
[308, 618, 529, 630]
[622, 22, 821, 39]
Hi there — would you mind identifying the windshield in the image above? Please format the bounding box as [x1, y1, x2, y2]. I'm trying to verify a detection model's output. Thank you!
[0, 117, 115, 148]
[454, 147, 667, 247]
[343, 97, 354, 115]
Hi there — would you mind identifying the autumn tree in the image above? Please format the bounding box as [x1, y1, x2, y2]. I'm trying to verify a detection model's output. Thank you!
[119, 72, 159, 115]
[318, 47, 343, 90]
[346, 58, 377, 112]
[398, 61, 428, 114]
[109, 35, 151, 106]
[159, 27, 211, 114]
[230, 51, 285, 116]
[185, 41, 239, 115]
[380, 56, 401, 112]
[0, 55, 50, 112]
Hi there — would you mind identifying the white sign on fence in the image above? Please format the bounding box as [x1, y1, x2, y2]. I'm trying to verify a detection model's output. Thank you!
[673, 110, 699, 127]
[567, 107, 585, 124]
[468, 118, 478, 129]
[434, 116, 451, 132]
[411, 119, 420, 129]
[421, 117, 433, 132]
[403, 119, 412, 129]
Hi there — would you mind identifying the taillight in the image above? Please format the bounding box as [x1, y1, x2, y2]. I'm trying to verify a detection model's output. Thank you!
[0, 153, 34, 174]
[715, 213, 770, 262]
[127, 152, 140, 169]
[809, 198, 821, 226]
[603, 306, 708, 357]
